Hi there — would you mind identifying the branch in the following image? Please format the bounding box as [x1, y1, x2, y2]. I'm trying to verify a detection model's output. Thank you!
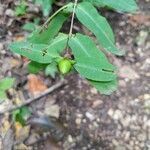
[68, 0, 78, 37]
[0, 80, 66, 115]
[40, 3, 70, 32]
[66, 0, 78, 55]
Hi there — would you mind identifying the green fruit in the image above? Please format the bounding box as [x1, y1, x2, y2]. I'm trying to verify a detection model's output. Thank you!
[58, 58, 72, 74]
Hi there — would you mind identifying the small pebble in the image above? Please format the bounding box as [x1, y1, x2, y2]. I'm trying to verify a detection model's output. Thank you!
[68, 135, 73, 143]
[75, 118, 81, 125]
[90, 87, 98, 94]
[92, 100, 103, 108]
[5, 9, 14, 17]
[108, 108, 114, 117]
[85, 112, 95, 121]
[113, 109, 123, 120]
[144, 94, 150, 100]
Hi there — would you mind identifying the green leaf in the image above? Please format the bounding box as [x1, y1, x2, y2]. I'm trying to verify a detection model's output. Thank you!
[15, 1, 27, 16]
[75, 58, 116, 81]
[45, 62, 58, 78]
[35, 0, 54, 16]
[47, 33, 68, 55]
[12, 109, 20, 122]
[42, 0, 53, 16]
[85, 0, 138, 13]
[22, 23, 37, 32]
[69, 34, 116, 81]
[9, 33, 68, 64]
[15, 113, 26, 126]
[27, 61, 47, 74]
[20, 106, 31, 120]
[83, 0, 105, 7]
[27, 13, 69, 44]
[0, 78, 15, 91]
[89, 79, 118, 95]
[0, 91, 7, 100]
[76, 2, 124, 55]
[9, 41, 54, 64]
[34, 0, 54, 16]
[12, 106, 31, 126]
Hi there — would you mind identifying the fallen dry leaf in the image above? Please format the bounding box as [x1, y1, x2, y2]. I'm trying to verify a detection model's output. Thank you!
[44, 138, 62, 150]
[15, 122, 30, 144]
[13, 97, 23, 105]
[44, 104, 60, 118]
[13, 143, 31, 150]
[25, 133, 40, 145]
[13, 34, 25, 42]
[2, 129, 14, 150]
[0, 114, 11, 138]
[27, 74, 47, 96]
[0, 100, 13, 114]
[128, 14, 150, 26]
[10, 58, 21, 68]
[44, 99, 60, 118]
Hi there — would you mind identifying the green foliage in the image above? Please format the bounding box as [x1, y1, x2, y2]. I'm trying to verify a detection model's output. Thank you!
[9, 41, 52, 63]
[12, 106, 31, 126]
[76, 2, 124, 55]
[22, 18, 40, 32]
[45, 62, 58, 78]
[84, 0, 138, 13]
[9, 33, 68, 64]
[89, 79, 118, 95]
[15, 1, 27, 16]
[33, 0, 55, 17]
[69, 34, 116, 81]
[27, 61, 47, 74]
[0, 91, 8, 100]
[27, 13, 69, 44]
[22, 23, 37, 32]
[0, 78, 15, 100]
[9, 0, 138, 95]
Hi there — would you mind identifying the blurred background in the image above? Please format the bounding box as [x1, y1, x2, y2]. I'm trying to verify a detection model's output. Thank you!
[0, 0, 149, 149]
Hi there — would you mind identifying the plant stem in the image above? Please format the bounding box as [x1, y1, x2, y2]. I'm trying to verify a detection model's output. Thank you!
[66, 0, 78, 56]
[41, 3, 70, 30]
[68, 0, 78, 37]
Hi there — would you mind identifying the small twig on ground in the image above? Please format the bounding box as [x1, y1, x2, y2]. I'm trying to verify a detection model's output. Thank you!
[0, 80, 66, 115]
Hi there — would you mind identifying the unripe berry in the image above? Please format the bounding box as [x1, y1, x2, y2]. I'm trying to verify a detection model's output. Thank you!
[58, 58, 72, 74]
